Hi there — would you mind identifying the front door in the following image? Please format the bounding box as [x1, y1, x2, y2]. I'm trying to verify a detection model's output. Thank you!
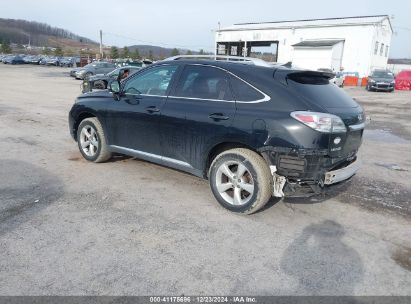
[105, 64, 179, 156]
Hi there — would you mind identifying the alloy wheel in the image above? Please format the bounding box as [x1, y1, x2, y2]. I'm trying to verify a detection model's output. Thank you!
[215, 160, 255, 206]
[79, 125, 99, 157]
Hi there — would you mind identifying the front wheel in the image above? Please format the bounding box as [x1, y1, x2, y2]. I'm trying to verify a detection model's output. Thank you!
[209, 148, 273, 214]
[77, 117, 111, 163]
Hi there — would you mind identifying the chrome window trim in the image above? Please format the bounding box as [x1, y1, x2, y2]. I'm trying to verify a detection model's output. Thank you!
[168, 96, 235, 103]
[124, 93, 168, 98]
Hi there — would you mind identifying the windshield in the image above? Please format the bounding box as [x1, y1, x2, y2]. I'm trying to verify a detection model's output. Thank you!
[107, 68, 121, 77]
[371, 71, 394, 79]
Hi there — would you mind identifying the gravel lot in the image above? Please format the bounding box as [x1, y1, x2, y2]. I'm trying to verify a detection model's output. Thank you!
[0, 64, 410, 296]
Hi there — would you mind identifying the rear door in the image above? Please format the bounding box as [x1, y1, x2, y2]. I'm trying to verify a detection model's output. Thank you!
[160, 64, 236, 172]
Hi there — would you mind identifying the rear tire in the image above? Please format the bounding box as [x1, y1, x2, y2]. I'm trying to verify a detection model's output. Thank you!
[77, 117, 111, 163]
[209, 148, 273, 214]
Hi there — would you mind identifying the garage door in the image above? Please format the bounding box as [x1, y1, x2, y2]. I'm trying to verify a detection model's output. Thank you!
[292, 47, 333, 71]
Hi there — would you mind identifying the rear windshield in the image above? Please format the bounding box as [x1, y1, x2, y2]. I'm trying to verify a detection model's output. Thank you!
[288, 79, 358, 108]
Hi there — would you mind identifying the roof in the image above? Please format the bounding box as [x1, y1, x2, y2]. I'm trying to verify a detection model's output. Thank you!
[387, 58, 411, 65]
[220, 15, 393, 32]
[292, 39, 345, 47]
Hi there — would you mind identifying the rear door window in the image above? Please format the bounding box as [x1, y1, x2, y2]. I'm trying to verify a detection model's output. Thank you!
[229, 75, 265, 102]
[174, 65, 233, 101]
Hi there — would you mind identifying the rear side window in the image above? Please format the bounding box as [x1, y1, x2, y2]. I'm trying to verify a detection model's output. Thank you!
[229, 75, 265, 102]
[174, 65, 233, 101]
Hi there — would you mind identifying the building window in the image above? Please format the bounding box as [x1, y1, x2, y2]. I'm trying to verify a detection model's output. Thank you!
[385, 45, 389, 57]
[380, 43, 384, 56]
[374, 42, 379, 55]
[217, 44, 226, 55]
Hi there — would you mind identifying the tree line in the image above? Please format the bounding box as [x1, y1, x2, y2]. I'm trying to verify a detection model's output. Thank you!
[109, 46, 206, 60]
[0, 18, 96, 47]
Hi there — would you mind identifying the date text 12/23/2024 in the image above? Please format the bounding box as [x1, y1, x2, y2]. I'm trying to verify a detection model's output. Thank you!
[149, 296, 256, 303]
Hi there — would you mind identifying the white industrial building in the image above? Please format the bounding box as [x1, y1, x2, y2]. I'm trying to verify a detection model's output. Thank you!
[215, 15, 393, 77]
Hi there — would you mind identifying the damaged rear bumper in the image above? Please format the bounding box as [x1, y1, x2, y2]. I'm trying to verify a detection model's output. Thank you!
[324, 158, 361, 185]
[260, 146, 361, 198]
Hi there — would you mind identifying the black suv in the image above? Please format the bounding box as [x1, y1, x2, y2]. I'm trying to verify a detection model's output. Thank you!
[69, 56, 365, 214]
[366, 69, 395, 92]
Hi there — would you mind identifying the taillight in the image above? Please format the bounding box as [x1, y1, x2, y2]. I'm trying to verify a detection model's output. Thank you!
[291, 111, 347, 133]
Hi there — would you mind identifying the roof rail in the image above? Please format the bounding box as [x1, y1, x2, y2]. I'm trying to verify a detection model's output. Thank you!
[162, 55, 272, 67]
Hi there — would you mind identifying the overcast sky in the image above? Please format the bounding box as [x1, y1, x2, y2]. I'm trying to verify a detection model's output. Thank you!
[2, 0, 411, 57]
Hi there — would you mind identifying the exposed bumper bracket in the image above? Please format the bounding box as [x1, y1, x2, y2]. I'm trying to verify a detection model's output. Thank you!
[324, 159, 362, 185]
[270, 165, 286, 197]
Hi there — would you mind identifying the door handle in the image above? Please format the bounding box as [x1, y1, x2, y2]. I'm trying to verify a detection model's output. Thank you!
[146, 106, 160, 114]
[209, 113, 229, 121]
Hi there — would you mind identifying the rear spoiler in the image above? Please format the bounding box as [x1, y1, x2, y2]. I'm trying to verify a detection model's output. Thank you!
[274, 69, 334, 85]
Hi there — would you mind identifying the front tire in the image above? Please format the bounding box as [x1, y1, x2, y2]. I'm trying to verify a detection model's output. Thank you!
[209, 148, 273, 214]
[77, 117, 111, 163]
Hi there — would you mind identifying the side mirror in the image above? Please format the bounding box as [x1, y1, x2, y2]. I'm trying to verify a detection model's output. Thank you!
[109, 80, 121, 101]
[109, 80, 120, 93]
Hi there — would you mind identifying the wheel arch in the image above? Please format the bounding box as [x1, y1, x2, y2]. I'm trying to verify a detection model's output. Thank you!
[204, 141, 262, 178]
[72, 112, 97, 141]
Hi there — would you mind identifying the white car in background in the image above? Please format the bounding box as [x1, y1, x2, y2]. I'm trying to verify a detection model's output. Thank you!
[318, 68, 344, 87]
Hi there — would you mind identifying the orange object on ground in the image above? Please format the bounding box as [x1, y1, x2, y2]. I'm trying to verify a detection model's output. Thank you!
[361, 77, 368, 86]
[344, 76, 359, 86]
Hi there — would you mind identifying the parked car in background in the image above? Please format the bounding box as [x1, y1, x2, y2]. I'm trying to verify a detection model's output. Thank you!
[69, 55, 366, 214]
[23, 55, 34, 64]
[318, 68, 344, 87]
[28, 55, 43, 64]
[115, 59, 153, 68]
[60, 57, 80, 67]
[70, 61, 117, 80]
[39, 57, 49, 65]
[366, 69, 395, 92]
[3, 55, 25, 64]
[82, 66, 141, 92]
[394, 70, 411, 91]
[45, 57, 61, 66]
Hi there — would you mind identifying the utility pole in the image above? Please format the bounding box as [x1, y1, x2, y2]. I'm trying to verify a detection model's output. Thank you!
[99, 30, 103, 59]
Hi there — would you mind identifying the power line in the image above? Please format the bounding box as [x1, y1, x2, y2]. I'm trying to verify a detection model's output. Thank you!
[103, 32, 212, 50]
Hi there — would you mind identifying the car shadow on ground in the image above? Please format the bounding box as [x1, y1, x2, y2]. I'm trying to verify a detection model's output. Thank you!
[280, 220, 364, 296]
